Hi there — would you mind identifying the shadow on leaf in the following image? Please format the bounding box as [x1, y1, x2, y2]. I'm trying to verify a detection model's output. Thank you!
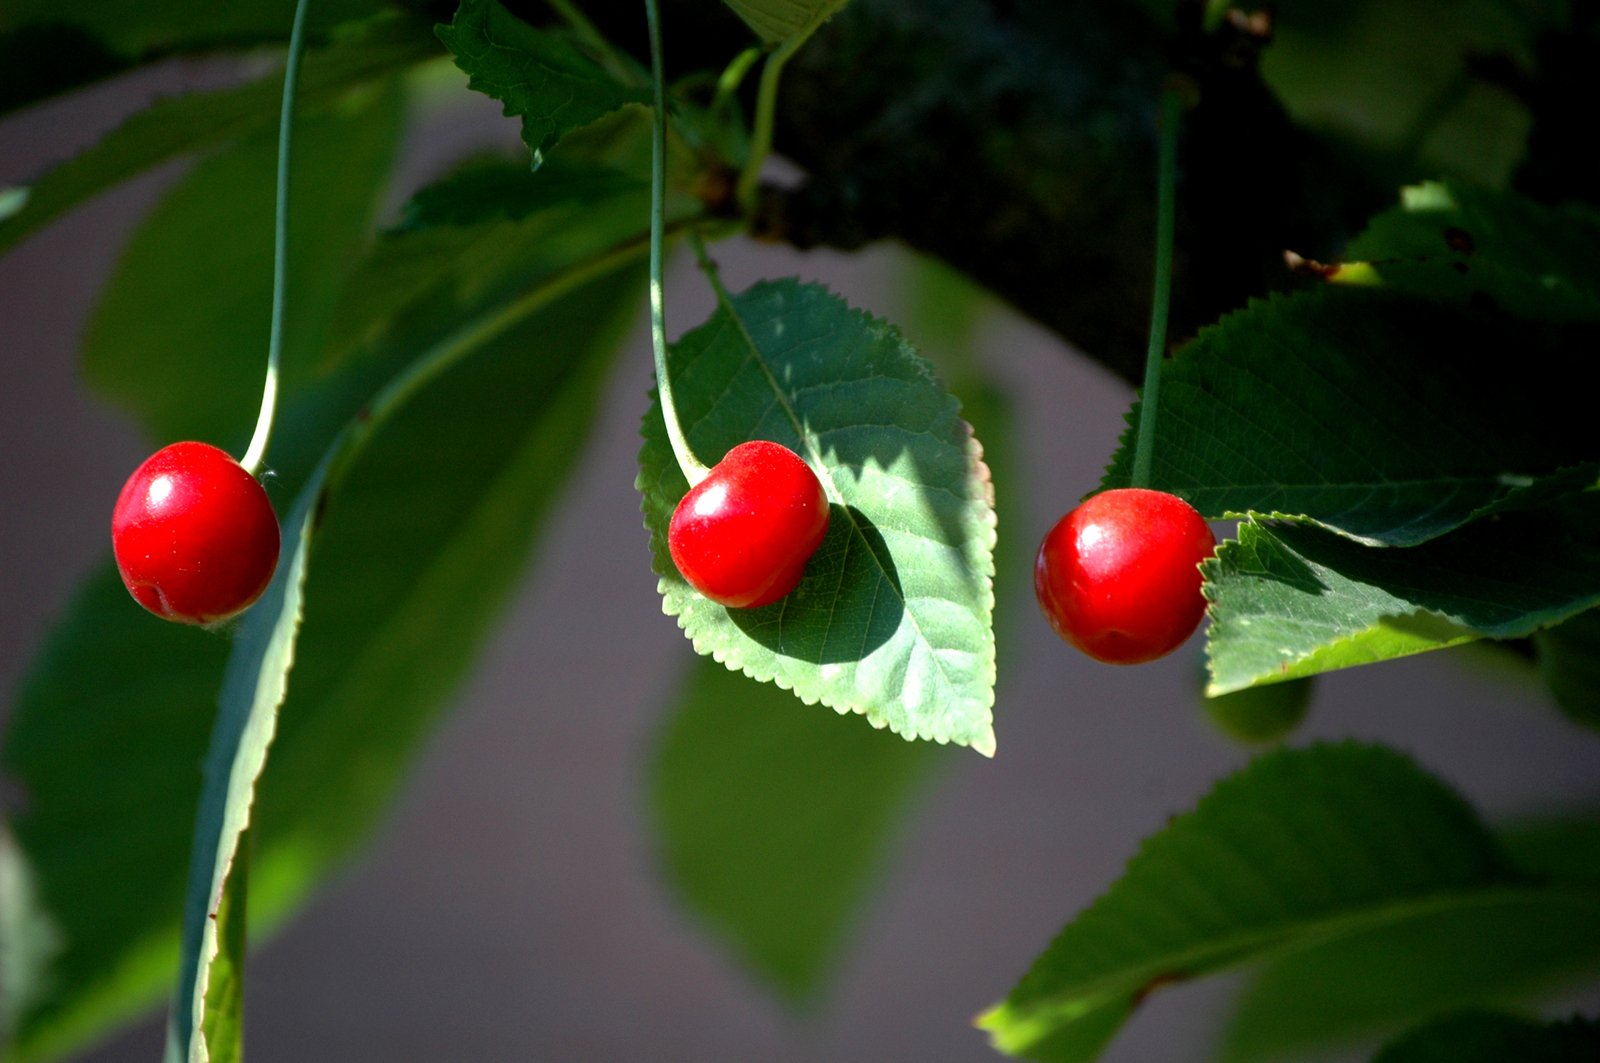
[729, 505, 903, 665]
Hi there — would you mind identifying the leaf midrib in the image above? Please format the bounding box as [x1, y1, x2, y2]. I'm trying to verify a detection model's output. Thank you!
[713, 283, 969, 711]
[1002, 881, 1600, 1016]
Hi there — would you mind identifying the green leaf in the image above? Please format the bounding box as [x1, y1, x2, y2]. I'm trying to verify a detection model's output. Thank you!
[1201, 676, 1313, 745]
[1219, 891, 1600, 1063]
[721, 0, 850, 45]
[1101, 286, 1600, 546]
[0, 14, 432, 257]
[637, 278, 998, 755]
[0, 822, 58, 1049]
[1499, 814, 1600, 888]
[393, 155, 645, 232]
[82, 79, 406, 446]
[436, 0, 649, 167]
[195, 850, 246, 1063]
[1203, 502, 1600, 694]
[323, 158, 652, 371]
[1370, 1010, 1600, 1063]
[173, 257, 645, 1060]
[649, 656, 943, 1000]
[979, 742, 1520, 1062]
[2, 571, 227, 1063]
[1340, 182, 1600, 321]
[0, 0, 394, 57]
[168, 449, 322, 1063]
[1534, 608, 1600, 730]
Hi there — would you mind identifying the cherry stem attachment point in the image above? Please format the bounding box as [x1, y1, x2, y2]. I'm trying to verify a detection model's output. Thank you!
[241, 0, 312, 477]
[1130, 82, 1185, 491]
[646, 0, 710, 487]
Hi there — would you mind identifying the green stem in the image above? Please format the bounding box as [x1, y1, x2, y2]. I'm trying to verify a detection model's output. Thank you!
[734, 0, 849, 213]
[646, 0, 710, 486]
[1131, 84, 1184, 490]
[241, 0, 312, 476]
[712, 45, 764, 125]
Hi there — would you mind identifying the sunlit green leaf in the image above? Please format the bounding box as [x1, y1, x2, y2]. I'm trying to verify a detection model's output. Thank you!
[649, 657, 942, 1001]
[980, 743, 1524, 1062]
[1203, 504, 1600, 694]
[638, 278, 997, 754]
[1101, 287, 1600, 546]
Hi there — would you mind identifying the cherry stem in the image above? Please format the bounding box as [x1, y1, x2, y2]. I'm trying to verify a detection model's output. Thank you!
[1130, 83, 1185, 491]
[646, 0, 711, 487]
[241, 0, 312, 477]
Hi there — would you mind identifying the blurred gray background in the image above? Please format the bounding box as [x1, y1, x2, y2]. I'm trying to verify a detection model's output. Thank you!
[3, 56, 1597, 1063]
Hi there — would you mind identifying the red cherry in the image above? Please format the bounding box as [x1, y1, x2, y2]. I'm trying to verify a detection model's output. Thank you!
[1034, 487, 1215, 664]
[111, 441, 281, 625]
[668, 440, 830, 609]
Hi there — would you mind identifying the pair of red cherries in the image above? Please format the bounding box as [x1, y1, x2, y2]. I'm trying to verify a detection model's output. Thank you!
[112, 439, 1212, 664]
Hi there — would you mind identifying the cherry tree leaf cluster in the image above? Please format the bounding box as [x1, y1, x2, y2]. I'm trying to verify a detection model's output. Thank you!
[1102, 183, 1600, 699]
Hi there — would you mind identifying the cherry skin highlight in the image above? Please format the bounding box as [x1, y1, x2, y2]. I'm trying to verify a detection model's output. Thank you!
[1034, 487, 1215, 664]
[668, 440, 830, 609]
[111, 441, 281, 625]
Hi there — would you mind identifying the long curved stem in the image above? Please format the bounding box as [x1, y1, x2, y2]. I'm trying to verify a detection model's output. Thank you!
[646, 0, 710, 486]
[1130, 84, 1184, 490]
[241, 0, 313, 476]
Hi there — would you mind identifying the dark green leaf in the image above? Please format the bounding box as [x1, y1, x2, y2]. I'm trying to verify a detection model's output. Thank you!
[1342, 182, 1600, 321]
[436, 0, 649, 167]
[1534, 608, 1600, 730]
[979, 743, 1517, 1061]
[637, 278, 998, 755]
[1202, 676, 1313, 745]
[649, 656, 942, 1001]
[2, 569, 227, 1063]
[175, 257, 646, 1059]
[1219, 890, 1600, 1062]
[323, 161, 652, 371]
[394, 155, 645, 232]
[0, 14, 432, 256]
[1203, 503, 1600, 694]
[0, 0, 394, 57]
[1101, 287, 1600, 546]
[1370, 1010, 1600, 1063]
[82, 80, 406, 446]
[1500, 814, 1600, 887]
